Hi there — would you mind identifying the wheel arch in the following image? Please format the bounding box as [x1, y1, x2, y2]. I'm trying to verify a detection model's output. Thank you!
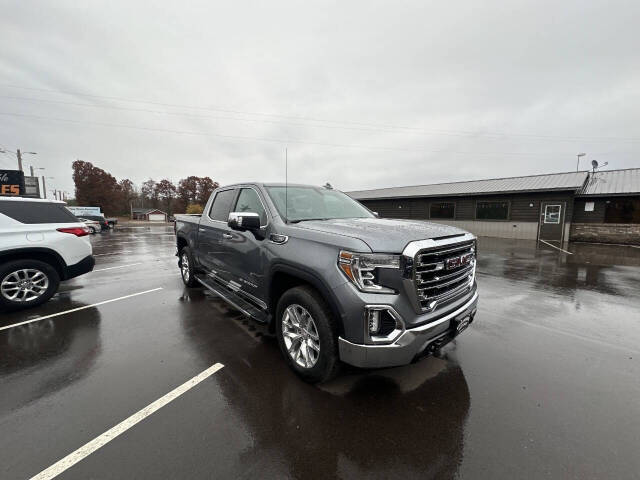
[176, 234, 189, 253]
[268, 264, 344, 336]
[0, 248, 66, 279]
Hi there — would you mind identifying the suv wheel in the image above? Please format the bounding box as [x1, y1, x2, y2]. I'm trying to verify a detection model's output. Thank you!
[276, 286, 340, 383]
[0, 260, 60, 311]
[179, 247, 197, 287]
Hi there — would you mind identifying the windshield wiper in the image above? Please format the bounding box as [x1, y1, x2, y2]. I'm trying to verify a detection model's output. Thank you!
[289, 218, 330, 224]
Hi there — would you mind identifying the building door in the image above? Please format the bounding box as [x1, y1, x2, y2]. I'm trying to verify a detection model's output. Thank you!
[538, 201, 566, 244]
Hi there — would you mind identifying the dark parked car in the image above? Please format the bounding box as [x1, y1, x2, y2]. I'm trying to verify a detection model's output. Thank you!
[175, 183, 478, 382]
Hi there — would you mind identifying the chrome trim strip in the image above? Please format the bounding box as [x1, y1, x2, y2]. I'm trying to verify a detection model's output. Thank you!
[207, 271, 268, 310]
[403, 291, 478, 335]
[417, 264, 474, 284]
[402, 233, 475, 258]
[418, 243, 474, 259]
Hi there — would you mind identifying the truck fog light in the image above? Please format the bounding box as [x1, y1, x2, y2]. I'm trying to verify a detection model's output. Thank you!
[363, 306, 405, 344]
[367, 310, 380, 334]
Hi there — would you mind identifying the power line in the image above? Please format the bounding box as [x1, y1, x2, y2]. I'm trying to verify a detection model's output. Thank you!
[2, 84, 638, 143]
[0, 110, 593, 157]
[3, 94, 638, 144]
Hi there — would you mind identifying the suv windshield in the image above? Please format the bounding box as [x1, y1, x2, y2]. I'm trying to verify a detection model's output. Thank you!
[266, 186, 373, 223]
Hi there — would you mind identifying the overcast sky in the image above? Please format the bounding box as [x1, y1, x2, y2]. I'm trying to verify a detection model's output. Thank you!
[1, 0, 638, 196]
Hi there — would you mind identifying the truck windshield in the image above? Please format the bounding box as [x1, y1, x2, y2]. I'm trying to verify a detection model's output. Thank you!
[266, 186, 374, 223]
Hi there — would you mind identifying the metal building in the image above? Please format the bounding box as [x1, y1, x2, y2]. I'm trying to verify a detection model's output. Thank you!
[348, 168, 640, 245]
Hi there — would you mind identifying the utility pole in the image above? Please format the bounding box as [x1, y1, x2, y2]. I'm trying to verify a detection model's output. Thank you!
[42, 176, 47, 198]
[16, 149, 23, 172]
[30, 165, 35, 176]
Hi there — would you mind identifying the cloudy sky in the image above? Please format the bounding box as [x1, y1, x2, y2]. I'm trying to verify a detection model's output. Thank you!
[1, 0, 638, 196]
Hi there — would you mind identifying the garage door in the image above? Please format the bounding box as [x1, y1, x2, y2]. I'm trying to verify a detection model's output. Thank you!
[148, 214, 165, 222]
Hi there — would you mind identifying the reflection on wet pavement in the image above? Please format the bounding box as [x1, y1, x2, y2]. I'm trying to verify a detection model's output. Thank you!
[0, 229, 638, 479]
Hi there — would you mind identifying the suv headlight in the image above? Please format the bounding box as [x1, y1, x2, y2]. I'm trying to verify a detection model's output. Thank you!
[338, 251, 400, 294]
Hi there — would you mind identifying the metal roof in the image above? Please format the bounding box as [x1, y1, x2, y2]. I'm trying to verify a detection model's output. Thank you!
[347, 171, 589, 200]
[132, 207, 166, 214]
[578, 168, 640, 196]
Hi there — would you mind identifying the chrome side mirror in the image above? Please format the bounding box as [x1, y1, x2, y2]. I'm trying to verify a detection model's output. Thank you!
[228, 212, 261, 231]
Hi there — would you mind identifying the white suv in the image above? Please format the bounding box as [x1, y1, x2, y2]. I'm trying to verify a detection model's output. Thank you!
[0, 197, 95, 311]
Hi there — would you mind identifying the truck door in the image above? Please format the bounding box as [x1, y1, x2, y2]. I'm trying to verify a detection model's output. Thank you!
[223, 187, 270, 308]
[197, 188, 237, 283]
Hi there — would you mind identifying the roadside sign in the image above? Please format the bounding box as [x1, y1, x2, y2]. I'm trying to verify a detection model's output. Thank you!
[67, 206, 102, 216]
[0, 170, 25, 196]
[23, 176, 41, 198]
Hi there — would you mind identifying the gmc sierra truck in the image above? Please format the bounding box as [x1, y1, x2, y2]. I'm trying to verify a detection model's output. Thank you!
[175, 183, 478, 382]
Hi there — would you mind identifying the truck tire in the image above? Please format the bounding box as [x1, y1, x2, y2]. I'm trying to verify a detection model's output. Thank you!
[179, 246, 198, 287]
[0, 259, 60, 312]
[276, 286, 341, 383]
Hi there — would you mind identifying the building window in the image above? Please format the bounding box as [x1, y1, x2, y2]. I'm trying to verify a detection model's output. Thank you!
[430, 202, 455, 219]
[604, 198, 640, 223]
[544, 204, 561, 224]
[476, 201, 509, 220]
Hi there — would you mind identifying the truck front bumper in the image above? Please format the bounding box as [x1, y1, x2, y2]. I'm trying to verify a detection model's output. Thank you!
[338, 292, 478, 368]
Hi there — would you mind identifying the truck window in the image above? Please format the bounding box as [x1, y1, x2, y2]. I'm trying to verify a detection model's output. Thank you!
[208, 189, 236, 222]
[233, 188, 267, 226]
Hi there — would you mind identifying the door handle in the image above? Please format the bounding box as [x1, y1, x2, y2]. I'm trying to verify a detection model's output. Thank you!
[222, 233, 233, 239]
[199, 228, 206, 232]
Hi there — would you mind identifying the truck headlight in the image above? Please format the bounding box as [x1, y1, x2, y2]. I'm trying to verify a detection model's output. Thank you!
[338, 251, 400, 294]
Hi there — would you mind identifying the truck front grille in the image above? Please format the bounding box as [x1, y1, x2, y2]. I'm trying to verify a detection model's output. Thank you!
[414, 240, 475, 311]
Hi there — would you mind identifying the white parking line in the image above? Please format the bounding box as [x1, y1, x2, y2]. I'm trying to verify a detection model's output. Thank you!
[93, 263, 143, 272]
[0, 288, 163, 332]
[539, 239, 573, 255]
[29, 362, 225, 480]
[93, 251, 134, 256]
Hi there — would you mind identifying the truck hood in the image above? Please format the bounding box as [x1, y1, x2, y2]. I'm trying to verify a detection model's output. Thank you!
[294, 218, 468, 253]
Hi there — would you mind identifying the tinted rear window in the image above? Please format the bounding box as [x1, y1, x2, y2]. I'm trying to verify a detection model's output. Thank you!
[209, 189, 236, 221]
[0, 201, 80, 224]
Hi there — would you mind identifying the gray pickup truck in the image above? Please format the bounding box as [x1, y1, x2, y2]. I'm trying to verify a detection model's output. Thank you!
[175, 183, 478, 382]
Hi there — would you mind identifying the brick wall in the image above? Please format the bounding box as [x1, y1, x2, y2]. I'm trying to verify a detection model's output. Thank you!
[570, 223, 640, 245]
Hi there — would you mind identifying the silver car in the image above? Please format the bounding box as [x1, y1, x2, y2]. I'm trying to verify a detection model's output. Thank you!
[79, 218, 101, 234]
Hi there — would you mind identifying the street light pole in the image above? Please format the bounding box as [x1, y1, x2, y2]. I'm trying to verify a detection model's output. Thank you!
[42, 176, 54, 199]
[16, 149, 23, 172]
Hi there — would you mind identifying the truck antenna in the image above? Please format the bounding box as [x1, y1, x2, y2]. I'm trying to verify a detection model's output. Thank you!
[285, 147, 288, 223]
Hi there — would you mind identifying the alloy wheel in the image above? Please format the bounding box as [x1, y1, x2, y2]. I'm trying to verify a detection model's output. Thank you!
[181, 253, 190, 282]
[1, 269, 49, 303]
[282, 304, 320, 368]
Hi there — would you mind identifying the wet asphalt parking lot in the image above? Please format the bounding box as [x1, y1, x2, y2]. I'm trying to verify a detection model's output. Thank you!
[1, 225, 639, 479]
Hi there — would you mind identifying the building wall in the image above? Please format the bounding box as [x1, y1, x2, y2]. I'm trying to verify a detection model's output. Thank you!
[570, 223, 640, 245]
[362, 192, 576, 240]
[573, 198, 607, 223]
[427, 220, 540, 239]
[362, 192, 575, 222]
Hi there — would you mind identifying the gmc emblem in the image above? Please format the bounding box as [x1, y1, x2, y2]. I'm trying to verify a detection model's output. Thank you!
[445, 253, 473, 270]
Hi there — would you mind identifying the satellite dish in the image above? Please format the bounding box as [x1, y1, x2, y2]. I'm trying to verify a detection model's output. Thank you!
[591, 160, 599, 169]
